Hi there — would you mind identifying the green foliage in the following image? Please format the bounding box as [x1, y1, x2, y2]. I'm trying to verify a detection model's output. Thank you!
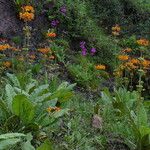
[0, 73, 75, 149]
[37, 139, 53, 150]
[67, 56, 100, 89]
[12, 95, 35, 124]
[101, 88, 150, 150]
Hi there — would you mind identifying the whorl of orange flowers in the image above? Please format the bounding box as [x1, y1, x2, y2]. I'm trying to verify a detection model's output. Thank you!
[95, 65, 106, 70]
[122, 48, 132, 53]
[118, 55, 129, 61]
[141, 59, 150, 68]
[124, 62, 137, 70]
[29, 54, 36, 60]
[3, 61, 12, 68]
[0, 44, 11, 51]
[46, 107, 61, 113]
[19, 5, 35, 22]
[112, 24, 121, 36]
[47, 32, 56, 38]
[38, 48, 51, 54]
[49, 55, 55, 60]
[130, 58, 139, 65]
[137, 39, 149, 46]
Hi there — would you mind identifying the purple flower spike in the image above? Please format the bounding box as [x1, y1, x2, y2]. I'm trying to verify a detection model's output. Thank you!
[60, 6, 67, 15]
[51, 20, 59, 28]
[91, 48, 96, 55]
[80, 41, 87, 56]
[82, 50, 87, 56]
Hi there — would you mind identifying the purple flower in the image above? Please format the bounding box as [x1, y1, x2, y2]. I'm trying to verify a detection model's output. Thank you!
[60, 6, 67, 15]
[80, 41, 87, 56]
[82, 50, 87, 56]
[91, 48, 96, 55]
[51, 20, 59, 27]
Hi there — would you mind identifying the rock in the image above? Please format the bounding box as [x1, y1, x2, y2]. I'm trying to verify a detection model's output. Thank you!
[92, 114, 103, 129]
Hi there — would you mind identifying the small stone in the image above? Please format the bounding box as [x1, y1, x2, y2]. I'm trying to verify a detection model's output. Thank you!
[92, 114, 103, 129]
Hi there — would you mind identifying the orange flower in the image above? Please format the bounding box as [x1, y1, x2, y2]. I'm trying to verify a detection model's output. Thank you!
[112, 24, 121, 32]
[47, 32, 56, 38]
[54, 107, 61, 112]
[38, 48, 51, 54]
[112, 31, 120, 36]
[46, 107, 53, 113]
[10, 47, 20, 51]
[130, 58, 139, 65]
[22, 5, 35, 13]
[118, 55, 129, 61]
[141, 60, 150, 68]
[0, 44, 11, 51]
[112, 24, 121, 36]
[29, 54, 36, 60]
[49, 55, 55, 60]
[95, 65, 106, 70]
[46, 107, 61, 113]
[122, 48, 132, 53]
[124, 62, 137, 70]
[19, 5, 35, 22]
[3, 61, 12, 68]
[137, 39, 149, 46]
[20, 12, 34, 22]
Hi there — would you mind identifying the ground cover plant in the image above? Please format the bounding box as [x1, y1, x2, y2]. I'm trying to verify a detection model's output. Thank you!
[0, 0, 150, 149]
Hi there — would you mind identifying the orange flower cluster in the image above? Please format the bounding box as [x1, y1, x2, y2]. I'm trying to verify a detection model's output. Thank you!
[29, 54, 36, 60]
[141, 59, 150, 68]
[49, 55, 55, 60]
[95, 65, 106, 70]
[19, 5, 35, 22]
[118, 55, 129, 61]
[47, 32, 57, 38]
[3, 61, 12, 68]
[122, 48, 132, 53]
[112, 24, 121, 36]
[38, 48, 51, 54]
[46, 107, 61, 113]
[0, 44, 11, 51]
[137, 39, 149, 46]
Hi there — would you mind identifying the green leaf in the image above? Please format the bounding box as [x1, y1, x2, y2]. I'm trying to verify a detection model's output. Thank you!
[37, 139, 53, 150]
[30, 84, 49, 100]
[6, 73, 20, 88]
[0, 133, 25, 140]
[22, 133, 35, 150]
[5, 84, 16, 111]
[137, 104, 148, 127]
[53, 109, 69, 118]
[0, 138, 21, 150]
[12, 95, 35, 124]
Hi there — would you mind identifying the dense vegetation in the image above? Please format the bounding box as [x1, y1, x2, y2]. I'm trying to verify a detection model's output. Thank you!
[0, 0, 150, 149]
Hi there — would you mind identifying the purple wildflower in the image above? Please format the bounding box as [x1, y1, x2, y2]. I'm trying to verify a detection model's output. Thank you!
[60, 6, 67, 15]
[51, 20, 59, 28]
[82, 50, 87, 56]
[80, 41, 87, 56]
[91, 48, 96, 55]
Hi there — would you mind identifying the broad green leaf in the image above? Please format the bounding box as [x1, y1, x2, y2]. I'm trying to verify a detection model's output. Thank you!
[0, 138, 21, 150]
[30, 84, 49, 100]
[12, 95, 35, 124]
[5, 84, 16, 111]
[22, 133, 35, 150]
[53, 109, 69, 118]
[6, 73, 20, 88]
[0, 133, 25, 140]
[137, 104, 148, 127]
